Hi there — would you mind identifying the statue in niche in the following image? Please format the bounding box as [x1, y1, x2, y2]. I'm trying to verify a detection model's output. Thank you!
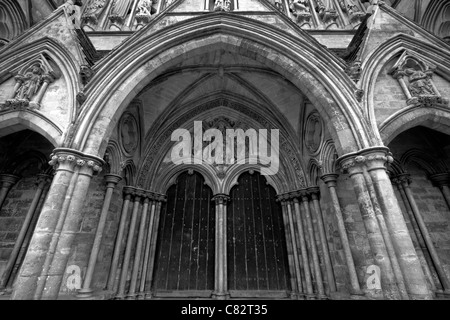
[83, 0, 107, 24]
[315, 0, 338, 23]
[137, 0, 153, 15]
[290, 0, 310, 14]
[274, 0, 284, 11]
[14, 64, 44, 100]
[315, 0, 335, 14]
[214, 0, 231, 12]
[405, 68, 436, 97]
[109, 0, 134, 24]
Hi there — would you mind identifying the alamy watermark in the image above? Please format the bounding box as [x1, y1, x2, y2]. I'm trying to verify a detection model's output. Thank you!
[170, 121, 280, 175]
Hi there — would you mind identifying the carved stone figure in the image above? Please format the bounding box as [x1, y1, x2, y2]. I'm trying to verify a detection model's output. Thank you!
[15, 65, 44, 100]
[137, 0, 153, 15]
[214, 0, 231, 12]
[80, 65, 94, 86]
[405, 68, 436, 97]
[64, 0, 82, 29]
[345, 60, 362, 82]
[290, 0, 310, 15]
[83, 0, 107, 24]
[109, 0, 134, 24]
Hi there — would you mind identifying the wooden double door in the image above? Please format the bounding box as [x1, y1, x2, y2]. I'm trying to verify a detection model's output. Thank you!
[152, 170, 291, 298]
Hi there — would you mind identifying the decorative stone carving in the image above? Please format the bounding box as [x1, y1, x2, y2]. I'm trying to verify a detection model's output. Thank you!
[83, 0, 107, 25]
[48, 149, 103, 173]
[80, 64, 94, 86]
[389, 51, 449, 107]
[1, 54, 59, 111]
[136, 0, 153, 24]
[304, 112, 323, 155]
[64, 0, 83, 29]
[119, 112, 140, 156]
[290, 0, 312, 27]
[345, 60, 362, 82]
[109, 0, 134, 25]
[214, 0, 231, 12]
[341, 0, 366, 23]
[315, 0, 339, 25]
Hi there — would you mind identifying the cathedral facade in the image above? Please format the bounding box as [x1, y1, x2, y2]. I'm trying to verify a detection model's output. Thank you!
[0, 0, 450, 300]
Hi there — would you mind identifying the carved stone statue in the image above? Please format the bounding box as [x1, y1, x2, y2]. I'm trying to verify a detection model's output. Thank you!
[83, 0, 107, 24]
[405, 68, 436, 97]
[315, 0, 335, 13]
[214, 0, 231, 12]
[345, 60, 362, 82]
[109, 0, 134, 24]
[15, 64, 44, 100]
[315, 0, 338, 23]
[136, 0, 153, 15]
[290, 0, 310, 15]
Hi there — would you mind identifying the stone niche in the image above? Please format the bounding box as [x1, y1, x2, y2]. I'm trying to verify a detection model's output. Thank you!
[389, 51, 449, 107]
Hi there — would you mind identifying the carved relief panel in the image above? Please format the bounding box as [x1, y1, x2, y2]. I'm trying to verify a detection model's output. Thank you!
[0, 54, 60, 112]
[389, 51, 449, 107]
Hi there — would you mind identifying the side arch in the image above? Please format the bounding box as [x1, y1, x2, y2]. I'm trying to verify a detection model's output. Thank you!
[379, 106, 450, 145]
[0, 111, 62, 147]
[360, 33, 450, 143]
[0, 37, 81, 126]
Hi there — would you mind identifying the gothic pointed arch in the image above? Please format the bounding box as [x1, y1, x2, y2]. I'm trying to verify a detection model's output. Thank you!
[70, 13, 372, 158]
[360, 33, 450, 145]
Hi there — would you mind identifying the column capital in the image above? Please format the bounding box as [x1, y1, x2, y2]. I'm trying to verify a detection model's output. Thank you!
[392, 173, 411, 187]
[212, 193, 230, 204]
[104, 174, 122, 185]
[48, 148, 104, 174]
[0, 173, 20, 187]
[307, 187, 320, 200]
[320, 173, 339, 186]
[429, 173, 450, 188]
[336, 146, 393, 174]
[123, 186, 135, 197]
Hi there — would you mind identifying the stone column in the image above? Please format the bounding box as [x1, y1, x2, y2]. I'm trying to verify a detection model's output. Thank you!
[391, 175, 437, 294]
[361, 165, 409, 300]
[362, 147, 433, 300]
[320, 174, 363, 296]
[117, 188, 142, 299]
[278, 198, 301, 299]
[137, 197, 157, 299]
[307, 187, 337, 294]
[0, 174, 20, 209]
[298, 190, 326, 299]
[399, 174, 450, 296]
[144, 197, 164, 299]
[106, 187, 132, 292]
[338, 153, 399, 299]
[0, 174, 51, 290]
[12, 149, 103, 300]
[128, 195, 150, 299]
[77, 174, 122, 298]
[39, 154, 103, 300]
[291, 196, 313, 298]
[429, 173, 450, 213]
[212, 194, 229, 300]
[281, 196, 304, 298]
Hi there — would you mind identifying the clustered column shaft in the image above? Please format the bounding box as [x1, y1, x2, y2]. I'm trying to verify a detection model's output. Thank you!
[0, 173, 52, 291]
[338, 147, 433, 300]
[106, 186, 166, 300]
[394, 173, 450, 295]
[277, 189, 336, 299]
